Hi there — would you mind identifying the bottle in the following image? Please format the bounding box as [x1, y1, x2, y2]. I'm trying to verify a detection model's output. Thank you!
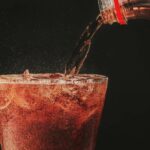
[98, 0, 150, 24]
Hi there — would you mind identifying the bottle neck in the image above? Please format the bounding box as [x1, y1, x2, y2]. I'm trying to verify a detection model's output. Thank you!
[100, 0, 150, 24]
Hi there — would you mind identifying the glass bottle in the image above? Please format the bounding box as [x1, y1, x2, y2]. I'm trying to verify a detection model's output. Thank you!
[98, 0, 150, 24]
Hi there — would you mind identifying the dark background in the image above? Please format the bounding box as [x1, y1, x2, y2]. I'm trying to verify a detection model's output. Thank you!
[0, 0, 150, 150]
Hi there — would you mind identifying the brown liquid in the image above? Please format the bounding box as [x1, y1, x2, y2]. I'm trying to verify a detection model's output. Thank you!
[0, 73, 108, 150]
[65, 16, 103, 75]
[123, 2, 150, 20]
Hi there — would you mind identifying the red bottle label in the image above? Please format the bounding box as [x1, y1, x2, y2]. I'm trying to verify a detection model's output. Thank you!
[114, 0, 126, 25]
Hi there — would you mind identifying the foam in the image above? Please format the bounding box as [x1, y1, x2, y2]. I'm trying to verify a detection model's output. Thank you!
[0, 73, 107, 84]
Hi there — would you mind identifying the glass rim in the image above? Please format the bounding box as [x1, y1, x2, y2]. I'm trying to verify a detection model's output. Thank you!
[0, 73, 108, 84]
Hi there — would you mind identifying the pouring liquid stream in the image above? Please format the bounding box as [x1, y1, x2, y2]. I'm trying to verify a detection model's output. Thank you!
[65, 0, 150, 76]
[65, 15, 103, 75]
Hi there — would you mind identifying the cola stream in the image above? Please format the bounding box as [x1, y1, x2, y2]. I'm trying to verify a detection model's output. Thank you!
[65, 15, 103, 75]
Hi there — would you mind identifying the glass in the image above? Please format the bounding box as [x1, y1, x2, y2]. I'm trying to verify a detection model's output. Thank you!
[0, 73, 108, 150]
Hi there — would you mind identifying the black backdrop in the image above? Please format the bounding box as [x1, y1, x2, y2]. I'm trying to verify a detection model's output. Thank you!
[0, 0, 150, 150]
